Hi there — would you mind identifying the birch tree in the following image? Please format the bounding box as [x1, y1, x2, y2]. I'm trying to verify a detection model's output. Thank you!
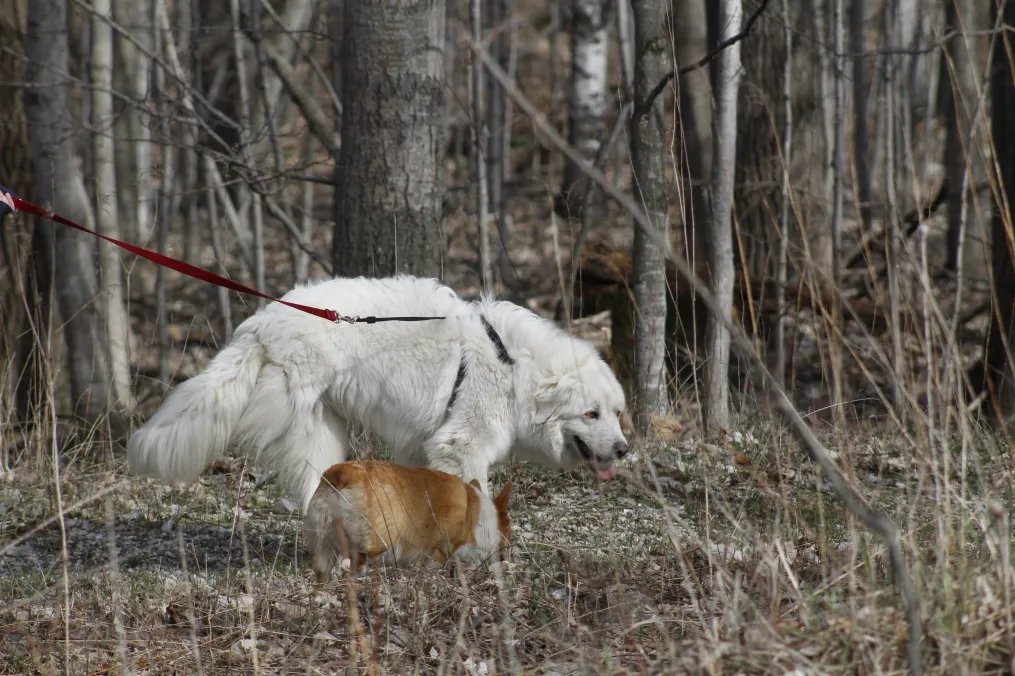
[561, 0, 609, 222]
[671, 0, 712, 254]
[774, 0, 792, 390]
[851, 0, 871, 231]
[671, 0, 713, 385]
[113, 0, 153, 244]
[486, 0, 515, 288]
[471, 0, 494, 293]
[333, 0, 446, 278]
[828, 0, 845, 422]
[940, 0, 973, 273]
[630, 0, 670, 432]
[702, 0, 742, 433]
[91, 0, 136, 414]
[25, 0, 120, 426]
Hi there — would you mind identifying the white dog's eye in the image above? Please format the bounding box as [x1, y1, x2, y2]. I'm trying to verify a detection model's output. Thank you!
[584, 409, 600, 420]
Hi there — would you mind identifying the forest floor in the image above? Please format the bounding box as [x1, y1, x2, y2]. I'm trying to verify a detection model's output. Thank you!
[1, 418, 1012, 674]
[1, 24, 1010, 667]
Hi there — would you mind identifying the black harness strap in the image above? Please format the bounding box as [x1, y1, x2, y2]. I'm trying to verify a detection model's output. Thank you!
[481, 315, 514, 365]
[441, 314, 514, 422]
[442, 354, 468, 423]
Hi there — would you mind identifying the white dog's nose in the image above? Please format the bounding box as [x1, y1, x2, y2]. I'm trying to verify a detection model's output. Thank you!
[613, 441, 629, 459]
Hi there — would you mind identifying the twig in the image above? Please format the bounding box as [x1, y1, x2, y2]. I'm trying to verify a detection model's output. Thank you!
[635, 0, 770, 119]
[468, 35, 923, 675]
[258, 39, 342, 162]
[262, 196, 335, 276]
[844, 180, 953, 270]
[104, 497, 131, 675]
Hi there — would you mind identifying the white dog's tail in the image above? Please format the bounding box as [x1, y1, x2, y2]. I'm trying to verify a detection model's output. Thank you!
[127, 331, 264, 484]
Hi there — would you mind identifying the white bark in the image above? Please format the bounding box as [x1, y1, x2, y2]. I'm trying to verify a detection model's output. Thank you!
[486, 0, 513, 288]
[26, 0, 116, 424]
[671, 0, 713, 389]
[91, 0, 136, 413]
[883, 0, 905, 410]
[851, 0, 871, 231]
[812, 0, 835, 274]
[941, 0, 973, 272]
[152, 3, 176, 384]
[703, 0, 743, 433]
[471, 0, 494, 294]
[775, 0, 793, 390]
[113, 0, 154, 242]
[230, 0, 266, 304]
[630, 0, 671, 432]
[615, 0, 634, 94]
[830, 0, 845, 422]
[562, 0, 608, 219]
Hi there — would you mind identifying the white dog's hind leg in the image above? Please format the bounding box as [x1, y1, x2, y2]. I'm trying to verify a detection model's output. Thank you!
[287, 406, 349, 511]
[235, 363, 349, 510]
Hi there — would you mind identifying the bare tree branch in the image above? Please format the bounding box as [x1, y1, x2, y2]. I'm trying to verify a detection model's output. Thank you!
[256, 42, 342, 165]
[634, 0, 770, 119]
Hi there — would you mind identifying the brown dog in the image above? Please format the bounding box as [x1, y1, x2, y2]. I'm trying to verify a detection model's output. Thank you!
[303, 461, 512, 581]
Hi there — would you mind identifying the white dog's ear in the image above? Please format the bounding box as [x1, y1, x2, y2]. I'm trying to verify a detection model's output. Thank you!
[533, 375, 564, 421]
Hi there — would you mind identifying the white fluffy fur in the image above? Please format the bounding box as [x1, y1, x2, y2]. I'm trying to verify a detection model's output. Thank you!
[128, 275, 628, 509]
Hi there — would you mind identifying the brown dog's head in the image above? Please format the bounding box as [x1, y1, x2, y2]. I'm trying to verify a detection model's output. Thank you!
[465, 479, 513, 563]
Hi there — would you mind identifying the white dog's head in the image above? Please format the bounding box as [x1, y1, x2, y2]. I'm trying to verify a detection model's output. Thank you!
[527, 357, 629, 480]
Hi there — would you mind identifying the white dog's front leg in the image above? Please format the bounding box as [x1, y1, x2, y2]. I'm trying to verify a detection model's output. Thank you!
[422, 436, 491, 494]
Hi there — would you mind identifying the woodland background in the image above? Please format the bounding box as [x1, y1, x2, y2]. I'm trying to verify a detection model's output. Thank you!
[0, 0, 1013, 673]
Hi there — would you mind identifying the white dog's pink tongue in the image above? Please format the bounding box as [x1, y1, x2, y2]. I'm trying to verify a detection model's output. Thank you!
[595, 464, 618, 480]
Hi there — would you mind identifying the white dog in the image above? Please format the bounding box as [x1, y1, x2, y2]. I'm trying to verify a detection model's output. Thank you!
[128, 276, 628, 509]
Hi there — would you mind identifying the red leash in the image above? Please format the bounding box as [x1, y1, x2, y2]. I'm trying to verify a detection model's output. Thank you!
[0, 186, 443, 325]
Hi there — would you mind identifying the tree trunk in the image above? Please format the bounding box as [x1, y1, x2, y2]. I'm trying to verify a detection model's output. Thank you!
[828, 0, 845, 423]
[113, 0, 153, 244]
[0, 0, 48, 424]
[850, 0, 871, 232]
[883, 0, 906, 412]
[630, 0, 671, 433]
[91, 0, 137, 414]
[486, 0, 515, 289]
[230, 0, 266, 304]
[811, 0, 835, 277]
[25, 0, 119, 426]
[470, 0, 494, 294]
[671, 0, 713, 388]
[981, 0, 1015, 416]
[333, 0, 446, 278]
[702, 0, 742, 433]
[941, 0, 972, 273]
[774, 0, 793, 390]
[560, 0, 609, 221]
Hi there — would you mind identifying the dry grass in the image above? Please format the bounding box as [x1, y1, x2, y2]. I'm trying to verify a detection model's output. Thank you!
[1, 419, 1012, 674]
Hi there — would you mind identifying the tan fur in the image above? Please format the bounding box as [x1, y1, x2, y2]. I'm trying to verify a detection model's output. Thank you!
[303, 461, 511, 581]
